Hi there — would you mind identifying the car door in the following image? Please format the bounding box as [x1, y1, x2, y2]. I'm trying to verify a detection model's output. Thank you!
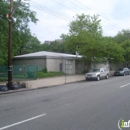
[100, 68, 106, 78]
[124, 68, 128, 75]
[126, 68, 129, 75]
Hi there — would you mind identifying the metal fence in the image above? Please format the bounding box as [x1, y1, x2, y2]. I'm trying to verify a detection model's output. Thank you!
[0, 65, 44, 79]
[0, 66, 8, 78]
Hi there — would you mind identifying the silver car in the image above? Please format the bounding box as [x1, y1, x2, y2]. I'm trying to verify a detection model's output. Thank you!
[85, 68, 109, 81]
[114, 67, 130, 76]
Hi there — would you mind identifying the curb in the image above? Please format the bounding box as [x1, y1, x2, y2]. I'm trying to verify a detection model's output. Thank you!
[0, 80, 85, 95]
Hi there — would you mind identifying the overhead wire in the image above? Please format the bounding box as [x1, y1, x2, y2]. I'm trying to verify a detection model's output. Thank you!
[64, 0, 122, 31]
[29, 0, 123, 35]
[52, 0, 78, 14]
[30, 1, 72, 22]
[30, 3, 70, 22]
[72, 0, 122, 29]
[68, 0, 125, 35]
[3, 0, 125, 32]
[51, 0, 122, 33]
[49, 0, 122, 32]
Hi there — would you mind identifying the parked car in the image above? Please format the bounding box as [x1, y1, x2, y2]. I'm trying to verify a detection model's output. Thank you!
[85, 67, 109, 81]
[114, 67, 130, 76]
[128, 67, 130, 70]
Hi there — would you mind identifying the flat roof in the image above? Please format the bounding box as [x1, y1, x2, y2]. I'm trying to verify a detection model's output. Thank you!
[14, 51, 82, 59]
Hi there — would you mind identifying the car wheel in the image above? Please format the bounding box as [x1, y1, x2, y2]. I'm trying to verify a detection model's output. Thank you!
[123, 73, 125, 76]
[106, 74, 109, 79]
[97, 75, 100, 81]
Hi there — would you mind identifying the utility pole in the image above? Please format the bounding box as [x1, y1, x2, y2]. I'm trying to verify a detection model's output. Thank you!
[7, 0, 26, 89]
[8, 0, 13, 90]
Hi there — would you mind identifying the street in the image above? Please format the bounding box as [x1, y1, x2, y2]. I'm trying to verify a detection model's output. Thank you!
[0, 76, 130, 130]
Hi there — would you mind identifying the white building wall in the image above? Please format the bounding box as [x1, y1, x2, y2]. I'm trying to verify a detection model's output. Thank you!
[46, 58, 63, 72]
[46, 58, 76, 74]
[13, 58, 76, 74]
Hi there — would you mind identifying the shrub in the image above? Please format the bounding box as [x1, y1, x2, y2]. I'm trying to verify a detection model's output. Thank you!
[42, 67, 48, 73]
[37, 71, 64, 78]
[0, 78, 7, 82]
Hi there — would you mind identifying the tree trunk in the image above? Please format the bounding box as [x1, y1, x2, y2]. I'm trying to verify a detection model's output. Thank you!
[86, 60, 92, 72]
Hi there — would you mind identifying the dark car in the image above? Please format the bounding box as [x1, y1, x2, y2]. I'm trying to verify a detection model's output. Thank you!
[114, 67, 130, 76]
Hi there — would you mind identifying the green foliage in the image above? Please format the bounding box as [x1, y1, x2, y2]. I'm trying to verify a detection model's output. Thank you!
[0, 1, 38, 65]
[17, 34, 42, 55]
[42, 67, 48, 73]
[61, 14, 103, 71]
[63, 14, 103, 57]
[101, 37, 124, 63]
[37, 71, 65, 78]
[61, 14, 125, 71]
[114, 29, 130, 65]
[0, 2, 8, 65]
[0, 1, 128, 69]
[0, 78, 8, 82]
[121, 40, 130, 65]
[41, 41, 66, 53]
[68, 14, 102, 35]
[114, 29, 130, 44]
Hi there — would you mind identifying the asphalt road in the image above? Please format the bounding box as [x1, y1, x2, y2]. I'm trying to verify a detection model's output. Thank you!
[0, 76, 130, 130]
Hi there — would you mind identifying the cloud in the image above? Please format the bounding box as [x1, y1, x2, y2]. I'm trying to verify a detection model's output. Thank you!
[29, 0, 130, 42]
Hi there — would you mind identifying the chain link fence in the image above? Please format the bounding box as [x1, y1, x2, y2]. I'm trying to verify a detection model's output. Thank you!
[0, 65, 44, 80]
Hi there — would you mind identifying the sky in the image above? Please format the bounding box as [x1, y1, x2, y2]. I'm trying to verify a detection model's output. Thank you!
[27, 0, 130, 43]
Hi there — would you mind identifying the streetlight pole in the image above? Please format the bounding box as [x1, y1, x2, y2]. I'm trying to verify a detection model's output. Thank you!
[8, 0, 13, 90]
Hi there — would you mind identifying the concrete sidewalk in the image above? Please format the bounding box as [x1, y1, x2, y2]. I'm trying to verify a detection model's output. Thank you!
[25, 71, 114, 89]
[26, 74, 85, 89]
[0, 75, 85, 94]
[0, 72, 114, 94]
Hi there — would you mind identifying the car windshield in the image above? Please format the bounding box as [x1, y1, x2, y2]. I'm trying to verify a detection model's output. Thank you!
[90, 69, 100, 72]
[117, 68, 123, 71]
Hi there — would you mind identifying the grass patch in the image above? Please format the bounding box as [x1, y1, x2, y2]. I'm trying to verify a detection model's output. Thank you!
[0, 72, 65, 80]
[37, 71, 65, 78]
[13, 74, 25, 78]
[0, 78, 8, 82]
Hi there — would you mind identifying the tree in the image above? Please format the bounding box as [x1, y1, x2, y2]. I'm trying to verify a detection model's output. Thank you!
[114, 29, 130, 44]
[121, 40, 130, 66]
[114, 29, 130, 66]
[101, 36, 124, 63]
[61, 14, 103, 71]
[0, 0, 38, 65]
[48, 41, 65, 53]
[41, 41, 65, 53]
[17, 34, 42, 55]
[61, 14, 124, 71]
[0, 1, 9, 65]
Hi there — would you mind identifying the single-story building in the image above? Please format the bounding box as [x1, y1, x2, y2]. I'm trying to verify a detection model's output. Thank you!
[13, 51, 82, 74]
[13, 51, 112, 74]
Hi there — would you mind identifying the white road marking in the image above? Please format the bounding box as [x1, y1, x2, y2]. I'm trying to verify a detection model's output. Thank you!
[120, 83, 130, 88]
[0, 113, 46, 130]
